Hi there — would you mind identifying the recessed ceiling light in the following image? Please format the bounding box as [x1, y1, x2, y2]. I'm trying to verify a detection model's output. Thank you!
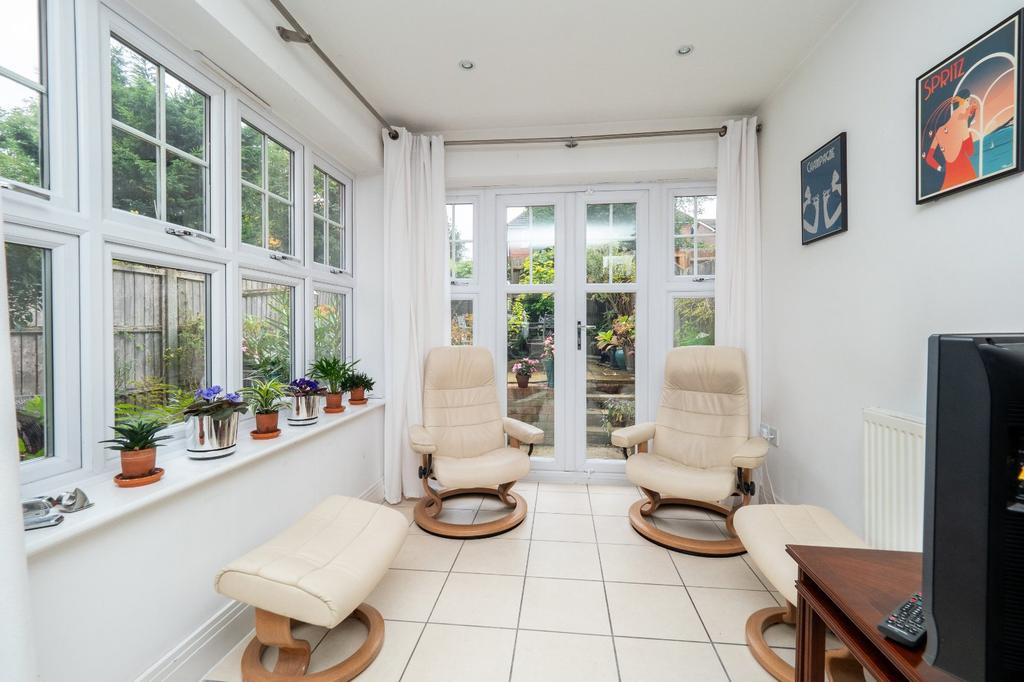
[459, 59, 475, 70]
[676, 45, 694, 56]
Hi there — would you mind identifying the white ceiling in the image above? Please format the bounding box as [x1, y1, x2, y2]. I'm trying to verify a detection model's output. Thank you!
[280, 0, 853, 134]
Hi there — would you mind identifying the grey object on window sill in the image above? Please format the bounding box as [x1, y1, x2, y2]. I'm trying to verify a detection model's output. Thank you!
[23, 498, 64, 531]
[269, 252, 300, 263]
[47, 488, 94, 513]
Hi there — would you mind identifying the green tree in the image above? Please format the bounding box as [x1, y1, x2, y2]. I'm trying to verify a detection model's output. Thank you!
[0, 97, 42, 186]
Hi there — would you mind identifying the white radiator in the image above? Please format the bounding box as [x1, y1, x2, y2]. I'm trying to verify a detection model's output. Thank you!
[863, 408, 926, 551]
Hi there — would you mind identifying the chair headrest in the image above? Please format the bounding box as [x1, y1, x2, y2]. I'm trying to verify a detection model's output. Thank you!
[424, 346, 496, 390]
[663, 346, 747, 396]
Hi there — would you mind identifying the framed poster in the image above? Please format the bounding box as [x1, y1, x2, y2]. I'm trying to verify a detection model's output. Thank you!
[801, 132, 847, 245]
[916, 11, 1023, 203]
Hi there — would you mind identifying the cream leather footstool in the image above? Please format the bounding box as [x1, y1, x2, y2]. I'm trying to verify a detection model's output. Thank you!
[215, 496, 407, 681]
[733, 504, 868, 682]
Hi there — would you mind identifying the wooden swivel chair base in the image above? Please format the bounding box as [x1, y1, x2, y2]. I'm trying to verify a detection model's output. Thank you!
[628, 456, 751, 557]
[413, 452, 527, 539]
[746, 605, 865, 682]
[241, 605, 384, 682]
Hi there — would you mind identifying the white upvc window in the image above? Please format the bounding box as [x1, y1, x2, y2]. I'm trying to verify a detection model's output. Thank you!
[447, 196, 481, 345]
[239, 271, 303, 386]
[239, 113, 300, 257]
[310, 160, 352, 275]
[311, 282, 353, 362]
[5, 224, 81, 486]
[665, 185, 716, 348]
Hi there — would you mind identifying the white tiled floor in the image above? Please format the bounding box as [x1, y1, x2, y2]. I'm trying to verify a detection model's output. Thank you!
[203, 482, 805, 681]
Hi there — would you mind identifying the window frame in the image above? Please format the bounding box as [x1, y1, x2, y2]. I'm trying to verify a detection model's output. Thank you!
[0, 0, 78, 211]
[667, 184, 717, 290]
[308, 280, 353, 364]
[447, 198, 479, 286]
[237, 268, 304, 388]
[236, 106, 303, 259]
[307, 154, 353, 277]
[101, 242, 226, 462]
[6, 223, 82, 487]
[100, 12, 225, 242]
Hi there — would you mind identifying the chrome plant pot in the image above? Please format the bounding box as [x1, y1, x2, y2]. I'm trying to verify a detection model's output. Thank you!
[289, 394, 320, 426]
[186, 412, 240, 460]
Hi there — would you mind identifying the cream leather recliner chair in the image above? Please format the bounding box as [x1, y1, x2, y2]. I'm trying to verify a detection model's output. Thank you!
[409, 346, 543, 538]
[612, 345, 768, 555]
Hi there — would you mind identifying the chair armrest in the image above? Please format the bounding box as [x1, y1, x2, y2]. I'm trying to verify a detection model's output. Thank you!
[610, 422, 656, 448]
[503, 418, 544, 445]
[408, 425, 436, 455]
[731, 437, 770, 469]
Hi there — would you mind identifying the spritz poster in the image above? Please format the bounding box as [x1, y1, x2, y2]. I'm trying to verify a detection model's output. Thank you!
[917, 12, 1021, 202]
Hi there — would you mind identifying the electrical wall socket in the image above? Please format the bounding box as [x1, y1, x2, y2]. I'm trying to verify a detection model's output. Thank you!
[759, 424, 779, 447]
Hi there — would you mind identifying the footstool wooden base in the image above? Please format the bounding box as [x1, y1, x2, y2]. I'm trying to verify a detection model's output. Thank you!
[241, 605, 384, 682]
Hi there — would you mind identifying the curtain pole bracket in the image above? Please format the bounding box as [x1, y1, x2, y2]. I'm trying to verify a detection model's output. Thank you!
[275, 26, 311, 43]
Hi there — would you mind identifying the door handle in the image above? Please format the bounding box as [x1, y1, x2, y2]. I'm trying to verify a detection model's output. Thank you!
[577, 321, 596, 350]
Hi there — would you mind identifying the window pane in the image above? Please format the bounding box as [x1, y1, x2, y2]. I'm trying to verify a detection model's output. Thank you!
[695, 237, 716, 276]
[313, 290, 345, 361]
[0, 1, 42, 83]
[586, 292, 635, 460]
[110, 38, 157, 137]
[313, 216, 325, 264]
[267, 137, 291, 199]
[165, 71, 206, 158]
[453, 204, 473, 241]
[450, 299, 473, 346]
[674, 196, 695, 236]
[585, 203, 636, 284]
[0, 79, 43, 187]
[451, 239, 473, 280]
[506, 205, 554, 285]
[112, 260, 209, 417]
[166, 153, 205, 230]
[695, 195, 717, 234]
[240, 121, 263, 186]
[267, 197, 291, 253]
[112, 127, 157, 218]
[328, 223, 343, 269]
[7, 242, 52, 463]
[312, 167, 326, 217]
[507, 293, 554, 455]
[328, 177, 342, 223]
[241, 184, 263, 247]
[242, 278, 293, 384]
[673, 297, 715, 346]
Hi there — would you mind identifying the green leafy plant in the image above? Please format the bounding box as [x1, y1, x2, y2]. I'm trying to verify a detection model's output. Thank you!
[243, 378, 289, 415]
[100, 416, 172, 452]
[602, 399, 635, 431]
[308, 356, 358, 394]
[347, 371, 375, 392]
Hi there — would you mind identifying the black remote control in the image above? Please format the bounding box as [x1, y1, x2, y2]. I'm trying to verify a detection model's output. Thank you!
[877, 592, 926, 647]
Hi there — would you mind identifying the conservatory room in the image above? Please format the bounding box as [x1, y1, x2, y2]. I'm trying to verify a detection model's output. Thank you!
[3, 0, 1024, 680]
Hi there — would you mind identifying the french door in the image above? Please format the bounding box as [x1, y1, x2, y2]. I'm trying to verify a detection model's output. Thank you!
[497, 190, 647, 474]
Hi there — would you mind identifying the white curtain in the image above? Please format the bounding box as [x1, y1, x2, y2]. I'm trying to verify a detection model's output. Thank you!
[0, 193, 39, 679]
[382, 129, 449, 503]
[715, 117, 762, 435]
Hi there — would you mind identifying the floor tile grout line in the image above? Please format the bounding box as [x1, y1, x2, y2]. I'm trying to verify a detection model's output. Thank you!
[397, 532, 467, 682]
[504, 504, 536, 682]
[669, 540, 733, 682]
[589, 510, 623, 681]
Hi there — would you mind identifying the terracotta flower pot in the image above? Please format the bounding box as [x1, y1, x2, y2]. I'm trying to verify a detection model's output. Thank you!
[515, 374, 530, 388]
[255, 411, 280, 434]
[350, 387, 367, 405]
[120, 447, 157, 479]
[324, 392, 346, 414]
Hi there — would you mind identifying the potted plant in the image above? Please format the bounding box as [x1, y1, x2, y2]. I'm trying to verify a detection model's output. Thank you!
[541, 336, 555, 388]
[183, 386, 248, 459]
[595, 330, 622, 368]
[512, 358, 539, 389]
[287, 377, 326, 425]
[308, 356, 357, 414]
[243, 378, 288, 439]
[101, 415, 171, 487]
[603, 398, 635, 432]
[611, 315, 636, 371]
[347, 371, 374, 405]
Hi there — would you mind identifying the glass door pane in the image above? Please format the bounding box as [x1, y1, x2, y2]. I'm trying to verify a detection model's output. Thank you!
[584, 292, 635, 460]
[506, 293, 555, 457]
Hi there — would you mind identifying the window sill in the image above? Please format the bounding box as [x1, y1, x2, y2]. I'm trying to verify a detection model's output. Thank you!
[23, 399, 384, 558]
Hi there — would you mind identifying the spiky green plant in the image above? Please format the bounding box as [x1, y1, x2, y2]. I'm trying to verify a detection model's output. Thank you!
[308, 356, 358, 394]
[100, 417, 172, 452]
[243, 378, 289, 414]
[346, 371, 375, 392]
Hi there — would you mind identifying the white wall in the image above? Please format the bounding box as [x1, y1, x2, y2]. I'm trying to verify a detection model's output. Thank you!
[443, 117, 725, 188]
[27, 410, 384, 682]
[354, 172, 387, 387]
[757, 0, 1024, 532]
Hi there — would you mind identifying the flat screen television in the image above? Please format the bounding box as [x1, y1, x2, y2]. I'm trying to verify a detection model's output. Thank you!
[924, 334, 1024, 680]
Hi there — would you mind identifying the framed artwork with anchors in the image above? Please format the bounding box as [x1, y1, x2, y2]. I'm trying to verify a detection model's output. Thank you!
[800, 132, 847, 245]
